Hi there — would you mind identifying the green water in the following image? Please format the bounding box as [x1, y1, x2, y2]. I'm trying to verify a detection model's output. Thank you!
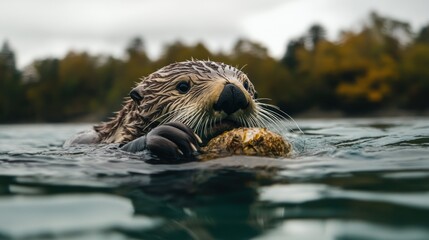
[0, 118, 429, 240]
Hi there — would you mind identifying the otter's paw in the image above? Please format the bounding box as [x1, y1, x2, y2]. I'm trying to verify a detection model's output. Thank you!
[122, 122, 202, 163]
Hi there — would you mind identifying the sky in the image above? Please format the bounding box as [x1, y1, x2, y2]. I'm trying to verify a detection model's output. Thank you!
[1, 0, 428, 68]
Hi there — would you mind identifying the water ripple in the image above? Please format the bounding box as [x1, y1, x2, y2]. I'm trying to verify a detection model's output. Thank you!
[1, 118, 429, 239]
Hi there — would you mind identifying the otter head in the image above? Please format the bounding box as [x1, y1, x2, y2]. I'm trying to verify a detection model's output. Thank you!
[132, 61, 270, 142]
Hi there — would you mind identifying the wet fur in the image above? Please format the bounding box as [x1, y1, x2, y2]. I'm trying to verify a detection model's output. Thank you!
[94, 61, 258, 144]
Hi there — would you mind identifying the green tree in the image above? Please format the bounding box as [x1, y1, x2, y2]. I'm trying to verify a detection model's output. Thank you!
[229, 39, 300, 113]
[416, 24, 429, 44]
[59, 51, 100, 118]
[308, 24, 326, 50]
[0, 41, 23, 122]
[106, 37, 152, 113]
[398, 43, 429, 109]
[281, 38, 305, 70]
[156, 41, 214, 67]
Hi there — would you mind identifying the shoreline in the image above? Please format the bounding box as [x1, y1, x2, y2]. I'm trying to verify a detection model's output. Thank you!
[292, 108, 429, 119]
[1, 108, 428, 124]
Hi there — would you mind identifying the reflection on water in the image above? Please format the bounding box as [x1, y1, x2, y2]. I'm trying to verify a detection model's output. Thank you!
[0, 117, 429, 239]
[0, 194, 158, 239]
[256, 220, 429, 240]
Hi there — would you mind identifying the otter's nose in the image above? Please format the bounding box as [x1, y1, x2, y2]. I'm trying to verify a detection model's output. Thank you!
[213, 83, 248, 115]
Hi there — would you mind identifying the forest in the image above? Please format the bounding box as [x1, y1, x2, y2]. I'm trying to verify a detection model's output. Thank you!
[1, 12, 429, 123]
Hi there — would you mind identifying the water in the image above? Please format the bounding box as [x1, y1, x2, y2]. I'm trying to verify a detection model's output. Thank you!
[0, 118, 429, 240]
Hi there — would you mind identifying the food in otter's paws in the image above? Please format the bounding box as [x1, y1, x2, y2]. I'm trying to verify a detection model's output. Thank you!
[200, 128, 291, 160]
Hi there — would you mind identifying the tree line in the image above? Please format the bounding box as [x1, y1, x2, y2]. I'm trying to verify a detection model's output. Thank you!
[1, 12, 429, 123]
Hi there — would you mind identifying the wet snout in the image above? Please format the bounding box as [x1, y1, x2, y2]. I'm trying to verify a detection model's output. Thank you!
[213, 83, 248, 115]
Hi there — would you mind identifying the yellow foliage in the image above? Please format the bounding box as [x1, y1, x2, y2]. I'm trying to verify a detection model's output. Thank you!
[337, 54, 397, 102]
[3, 12, 429, 122]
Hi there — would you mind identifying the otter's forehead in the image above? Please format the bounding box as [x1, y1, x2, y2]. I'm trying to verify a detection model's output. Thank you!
[150, 61, 246, 82]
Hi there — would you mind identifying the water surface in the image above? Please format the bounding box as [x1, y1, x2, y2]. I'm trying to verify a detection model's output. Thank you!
[1, 118, 429, 240]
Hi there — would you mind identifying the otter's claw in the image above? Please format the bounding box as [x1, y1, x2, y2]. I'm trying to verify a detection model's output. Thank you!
[121, 122, 201, 163]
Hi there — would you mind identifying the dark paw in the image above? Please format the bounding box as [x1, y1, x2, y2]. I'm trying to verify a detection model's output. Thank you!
[120, 122, 202, 163]
[145, 122, 202, 163]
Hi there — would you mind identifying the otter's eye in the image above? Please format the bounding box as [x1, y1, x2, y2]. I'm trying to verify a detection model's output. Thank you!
[243, 80, 249, 91]
[176, 81, 190, 94]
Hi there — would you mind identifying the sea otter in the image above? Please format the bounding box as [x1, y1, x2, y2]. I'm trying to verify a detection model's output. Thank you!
[66, 60, 285, 161]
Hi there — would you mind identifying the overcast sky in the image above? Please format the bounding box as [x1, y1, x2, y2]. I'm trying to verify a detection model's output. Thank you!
[1, 0, 428, 68]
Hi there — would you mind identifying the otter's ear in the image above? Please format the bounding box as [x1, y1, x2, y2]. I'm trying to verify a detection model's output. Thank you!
[129, 86, 144, 103]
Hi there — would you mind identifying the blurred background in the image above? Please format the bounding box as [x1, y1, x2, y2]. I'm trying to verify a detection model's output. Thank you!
[1, 0, 429, 123]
